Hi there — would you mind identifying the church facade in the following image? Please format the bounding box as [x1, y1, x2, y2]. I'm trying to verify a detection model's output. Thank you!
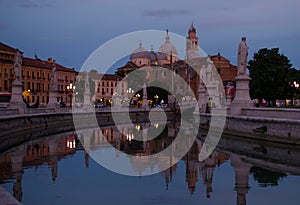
[116, 24, 237, 103]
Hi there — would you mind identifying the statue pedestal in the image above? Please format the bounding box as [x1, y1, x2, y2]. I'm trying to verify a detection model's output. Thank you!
[230, 75, 253, 116]
[83, 92, 93, 111]
[196, 84, 207, 113]
[8, 81, 26, 114]
[47, 90, 59, 111]
[142, 97, 148, 110]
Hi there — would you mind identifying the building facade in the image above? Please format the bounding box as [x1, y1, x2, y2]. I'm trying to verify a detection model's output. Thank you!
[0, 42, 77, 106]
[93, 73, 124, 104]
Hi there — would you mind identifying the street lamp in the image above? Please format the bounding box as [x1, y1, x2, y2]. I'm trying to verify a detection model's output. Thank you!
[154, 94, 159, 105]
[294, 81, 299, 89]
[294, 81, 299, 106]
[67, 83, 75, 107]
[126, 88, 134, 106]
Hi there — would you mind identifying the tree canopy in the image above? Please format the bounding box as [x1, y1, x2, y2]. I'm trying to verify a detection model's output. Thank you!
[248, 48, 296, 105]
[74, 72, 95, 102]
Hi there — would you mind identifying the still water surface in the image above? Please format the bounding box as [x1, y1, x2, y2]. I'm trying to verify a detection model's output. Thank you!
[1, 122, 300, 205]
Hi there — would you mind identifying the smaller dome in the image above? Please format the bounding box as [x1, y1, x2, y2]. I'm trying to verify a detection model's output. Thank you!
[130, 42, 150, 60]
[188, 23, 196, 33]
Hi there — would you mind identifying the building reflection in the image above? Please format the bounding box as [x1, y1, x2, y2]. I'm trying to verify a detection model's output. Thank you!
[0, 123, 296, 205]
[0, 134, 77, 202]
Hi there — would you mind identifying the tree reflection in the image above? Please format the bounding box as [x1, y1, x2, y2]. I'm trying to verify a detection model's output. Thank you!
[250, 166, 287, 187]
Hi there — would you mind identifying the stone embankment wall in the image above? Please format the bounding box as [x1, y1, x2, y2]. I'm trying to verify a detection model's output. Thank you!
[0, 110, 175, 153]
[196, 108, 300, 145]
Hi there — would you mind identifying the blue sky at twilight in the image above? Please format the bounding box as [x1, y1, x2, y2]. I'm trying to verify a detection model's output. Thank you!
[0, 0, 299, 71]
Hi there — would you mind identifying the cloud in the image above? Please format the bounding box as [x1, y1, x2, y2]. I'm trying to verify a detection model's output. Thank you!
[142, 9, 189, 18]
[0, 0, 55, 9]
[36, 35, 74, 41]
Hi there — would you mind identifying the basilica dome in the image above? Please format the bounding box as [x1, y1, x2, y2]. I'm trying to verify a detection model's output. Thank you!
[130, 42, 151, 66]
[158, 31, 178, 63]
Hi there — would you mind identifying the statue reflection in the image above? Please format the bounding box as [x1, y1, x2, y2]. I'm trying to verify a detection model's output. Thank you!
[0, 133, 77, 202]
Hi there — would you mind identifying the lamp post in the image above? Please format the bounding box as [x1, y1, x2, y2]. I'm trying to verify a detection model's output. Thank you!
[67, 83, 75, 107]
[294, 81, 299, 106]
[126, 88, 134, 106]
[154, 94, 159, 105]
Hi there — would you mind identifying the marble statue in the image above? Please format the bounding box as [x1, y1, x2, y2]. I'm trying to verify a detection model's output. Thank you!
[237, 37, 249, 75]
[85, 73, 90, 91]
[13, 49, 22, 81]
[51, 61, 58, 90]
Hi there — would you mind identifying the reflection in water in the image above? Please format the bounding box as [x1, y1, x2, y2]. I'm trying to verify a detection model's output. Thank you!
[0, 122, 300, 205]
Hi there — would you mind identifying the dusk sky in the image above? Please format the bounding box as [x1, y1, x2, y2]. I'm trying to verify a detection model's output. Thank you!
[1, 0, 299, 71]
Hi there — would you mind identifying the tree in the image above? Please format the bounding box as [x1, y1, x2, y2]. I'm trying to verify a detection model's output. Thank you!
[74, 72, 95, 102]
[248, 48, 293, 106]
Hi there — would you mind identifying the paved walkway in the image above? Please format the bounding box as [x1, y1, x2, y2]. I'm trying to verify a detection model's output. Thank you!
[0, 186, 21, 205]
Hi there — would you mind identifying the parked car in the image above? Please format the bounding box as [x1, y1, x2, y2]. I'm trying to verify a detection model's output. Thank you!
[76, 102, 83, 108]
[94, 103, 104, 108]
[160, 104, 167, 108]
[59, 101, 66, 108]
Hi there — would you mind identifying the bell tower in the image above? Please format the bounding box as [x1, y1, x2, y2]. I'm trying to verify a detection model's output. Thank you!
[186, 23, 200, 59]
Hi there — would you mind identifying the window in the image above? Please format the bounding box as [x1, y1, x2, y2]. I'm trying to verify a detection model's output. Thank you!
[97, 88, 100, 93]
[48, 73, 50, 80]
[32, 71, 35, 78]
[27, 82, 30, 90]
[107, 82, 109, 87]
[102, 82, 104, 86]
[37, 83, 40, 91]
[4, 80, 7, 90]
[111, 82, 113, 87]
[32, 82, 35, 92]
[102, 88, 105, 95]
[27, 71, 30, 78]
[111, 88, 113, 95]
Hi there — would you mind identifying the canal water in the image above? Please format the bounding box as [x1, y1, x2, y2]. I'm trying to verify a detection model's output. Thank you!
[1, 122, 300, 205]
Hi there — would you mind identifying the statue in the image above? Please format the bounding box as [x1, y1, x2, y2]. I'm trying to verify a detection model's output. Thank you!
[237, 37, 249, 75]
[226, 82, 232, 96]
[51, 61, 58, 90]
[13, 49, 22, 82]
[85, 73, 90, 92]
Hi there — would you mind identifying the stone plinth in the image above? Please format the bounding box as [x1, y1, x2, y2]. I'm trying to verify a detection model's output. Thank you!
[230, 75, 253, 116]
[47, 90, 59, 110]
[83, 92, 93, 111]
[196, 84, 206, 113]
[8, 81, 26, 114]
